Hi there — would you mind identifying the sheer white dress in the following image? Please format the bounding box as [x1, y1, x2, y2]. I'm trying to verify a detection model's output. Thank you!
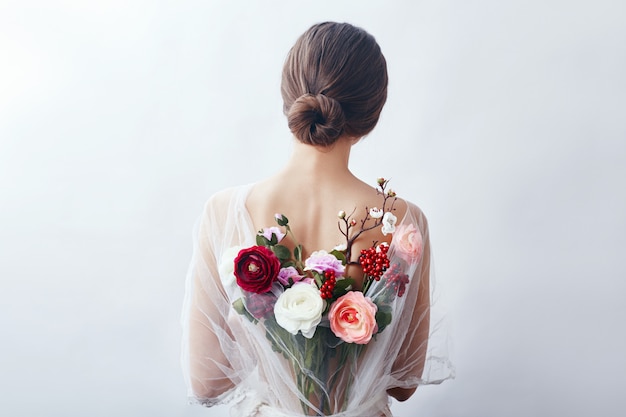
[181, 184, 453, 417]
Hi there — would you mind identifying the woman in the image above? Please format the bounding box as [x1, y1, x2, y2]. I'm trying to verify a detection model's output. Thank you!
[182, 22, 452, 416]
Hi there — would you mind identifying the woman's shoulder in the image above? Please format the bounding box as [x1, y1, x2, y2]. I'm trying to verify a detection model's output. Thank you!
[202, 184, 253, 213]
[394, 197, 430, 244]
[401, 198, 428, 223]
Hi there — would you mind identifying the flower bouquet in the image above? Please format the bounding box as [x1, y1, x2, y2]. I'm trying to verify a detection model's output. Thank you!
[225, 179, 422, 415]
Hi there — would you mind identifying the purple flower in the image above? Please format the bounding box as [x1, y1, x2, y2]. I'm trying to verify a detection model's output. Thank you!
[304, 250, 345, 277]
[277, 266, 305, 286]
[261, 226, 286, 242]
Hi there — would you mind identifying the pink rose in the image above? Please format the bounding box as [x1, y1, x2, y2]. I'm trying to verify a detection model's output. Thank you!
[304, 250, 345, 277]
[328, 292, 378, 344]
[277, 266, 305, 286]
[234, 246, 281, 293]
[393, 224, 423, 264]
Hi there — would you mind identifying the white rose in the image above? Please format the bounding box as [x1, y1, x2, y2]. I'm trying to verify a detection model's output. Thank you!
[219, 245, 243, 287]
[381, 212, 397, 236]
[274, 283, 325, 338]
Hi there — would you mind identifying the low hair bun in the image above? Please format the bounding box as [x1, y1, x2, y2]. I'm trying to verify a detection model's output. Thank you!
[281, 23, 388, 143]
[287, 93, 345, 146]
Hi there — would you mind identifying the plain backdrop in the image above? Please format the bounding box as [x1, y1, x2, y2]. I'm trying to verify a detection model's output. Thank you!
[1, 1, 625, 416]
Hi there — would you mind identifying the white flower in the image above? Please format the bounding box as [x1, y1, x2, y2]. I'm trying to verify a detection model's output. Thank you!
[219, 246, 242, 286]
[369, 207, 383, 219]
[274, 282, 325, 338]
[381, 212, 397, 236]
[338, 210, 346, 219]
[333, 243, 347, 252]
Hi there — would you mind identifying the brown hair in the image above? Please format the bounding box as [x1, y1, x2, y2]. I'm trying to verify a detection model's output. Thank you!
[281, 22, 388, 146]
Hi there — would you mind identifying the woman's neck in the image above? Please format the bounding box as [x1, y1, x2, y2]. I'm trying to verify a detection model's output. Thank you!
[281, 138, 355, 183]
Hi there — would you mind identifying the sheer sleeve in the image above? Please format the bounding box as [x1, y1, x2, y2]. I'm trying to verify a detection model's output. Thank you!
[181, 188, 257, 407]
[385, 203, 452, 394]
[347, 201, 453, 405]
[184, 201, 232, 402]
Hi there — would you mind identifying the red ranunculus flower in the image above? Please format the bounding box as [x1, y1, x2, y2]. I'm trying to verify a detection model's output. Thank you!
[234, 246, 280, 294]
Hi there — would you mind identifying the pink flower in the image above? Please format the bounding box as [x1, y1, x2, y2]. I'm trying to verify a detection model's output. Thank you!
[304, 250, 345, 277]
[393, 224, 423, 264]
[261, 226, 286, 242]
[328, 292, 378, 344]
[277, 266, 305, 286]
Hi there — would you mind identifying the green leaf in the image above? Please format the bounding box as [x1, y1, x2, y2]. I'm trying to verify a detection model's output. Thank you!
[256, 234, 270, 247]
[275, 214, 289, 227]
[375, 309, 393, 333]
[232, 298, 257, 323]
[376, 287, 396, 305]
[330, 250, 347, 265]
[313, 271, 324, 288]
[272, 244, 291, 261]
[270, 233, 278, 245]
[232, 298, 245, 314]
[334, 277, 355, 294]
[281, 260, 296, 269]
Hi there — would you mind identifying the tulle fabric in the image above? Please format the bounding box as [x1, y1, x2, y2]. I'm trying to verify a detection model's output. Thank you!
[181, 184, 454, 417]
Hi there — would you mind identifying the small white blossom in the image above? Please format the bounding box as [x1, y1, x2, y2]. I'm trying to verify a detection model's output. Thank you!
[333, 243, 347, 252]
[376, 242, 389, 253]
[369, 207, 384, 219]
[381, 212, 397, 236]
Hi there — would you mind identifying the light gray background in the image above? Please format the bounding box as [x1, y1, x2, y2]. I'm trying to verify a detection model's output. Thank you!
[1, 1, 625, 416]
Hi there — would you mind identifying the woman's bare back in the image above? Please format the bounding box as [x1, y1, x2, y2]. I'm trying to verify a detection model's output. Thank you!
[245, 174, 407, 289]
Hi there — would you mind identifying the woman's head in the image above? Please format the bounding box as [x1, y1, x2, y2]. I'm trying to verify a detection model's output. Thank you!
[281, 22, 388, 146]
